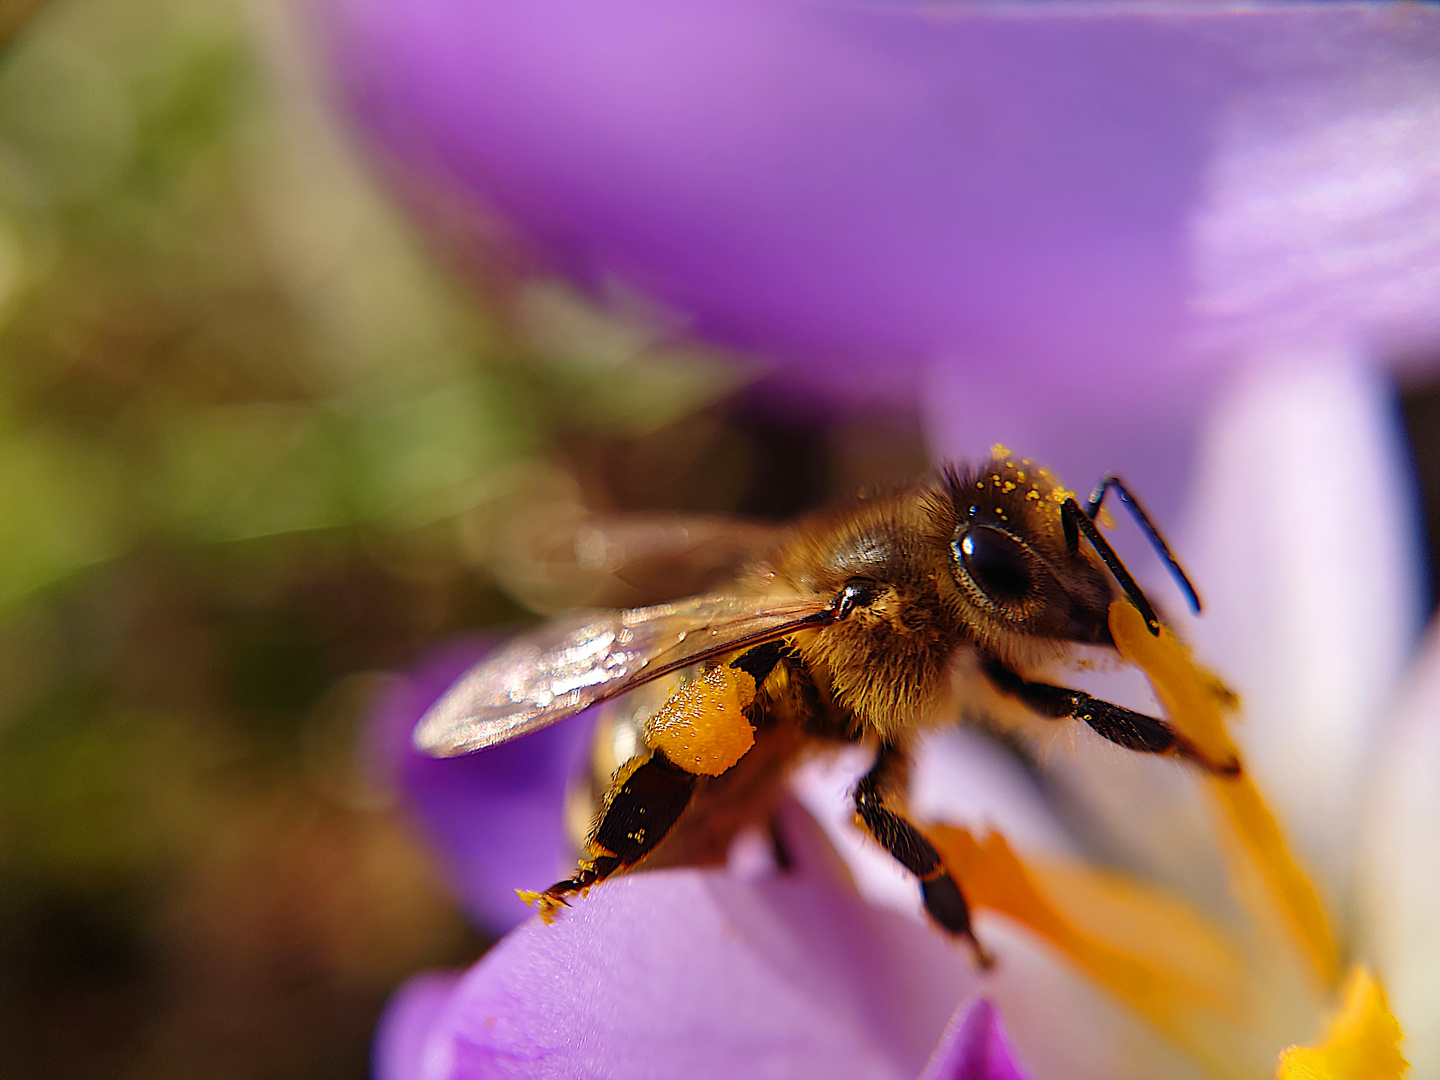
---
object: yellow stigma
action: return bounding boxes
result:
[1110,599,1339,986]
[1276,968,1407,1079]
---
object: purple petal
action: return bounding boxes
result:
[377,803,1196,1080]
[918,999,1033,1080]
[405,805,979,1080]
[794,751,1209,1079]
[367,638,596,932]
[319,0,1218,383]
[374,971,464,1080]
[320,0,1440,497]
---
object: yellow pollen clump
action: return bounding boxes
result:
[646,665,757,776]
[517,889,565,925]
[1026,490,1041,501]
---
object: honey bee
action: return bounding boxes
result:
[415,452,1235,965]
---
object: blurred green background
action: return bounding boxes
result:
[0,2,932,1077]
[1,3,1437,1079]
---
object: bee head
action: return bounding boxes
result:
[935,457,1116,649]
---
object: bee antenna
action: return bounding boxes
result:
[1085,476,1201,615]
[1061,498,1162,635]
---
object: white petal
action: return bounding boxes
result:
[1179,358,1425,905]
[1357,618,1440,1075]
[791,729,1080,924]
[791,744,929,923]
[790,737,1204,1080]
[910,726,1080,858]
[978,922,1207,1080]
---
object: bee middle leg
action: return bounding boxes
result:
[981,657,1240,775]
[853,744,993,967]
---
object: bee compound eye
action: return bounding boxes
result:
[954,527,1035,606]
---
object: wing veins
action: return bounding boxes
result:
[594,607,832,702]
[413,594,835,756]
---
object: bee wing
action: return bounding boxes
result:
[494,510,780,612]
[573,515,780,604]
[413,592,833,757]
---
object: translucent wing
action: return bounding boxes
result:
[493,508,780,613]
[413,592,833,757]
[570,515,779,605]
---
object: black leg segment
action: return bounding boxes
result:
[921,875,977,939]
[592,751,698,863]
[854,781,942,879]
[983,658,1240,775]
[853,746,992,967]
[728,639,787,684]
[542,853,623,900]
[542,751,698,908]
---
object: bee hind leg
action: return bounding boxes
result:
[853,744,993,968]
[528,751,699,920]
[981,657,1240,776]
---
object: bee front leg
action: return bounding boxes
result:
[853,744,993,968]
[981,657,1240,776]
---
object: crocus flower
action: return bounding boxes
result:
[312,1,1440,1075]
[371,360,1428,1079]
